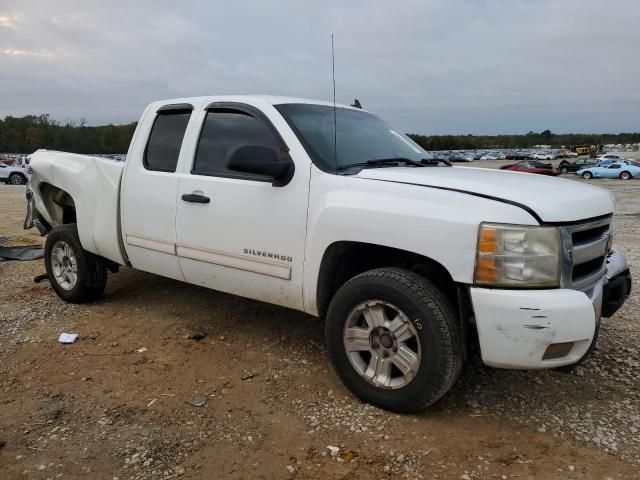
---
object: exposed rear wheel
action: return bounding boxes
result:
[44,224,107,303]
[620,171,632,180]
[9,173,26,185]
[325,268,463,412]
[582,171,592,179]
[560,167,568,174]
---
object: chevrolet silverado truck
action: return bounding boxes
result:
[24,96,632,412]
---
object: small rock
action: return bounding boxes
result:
[186,396,207,408]
[327,445,339,455]
[460,474,471,480]
[286,465,295,474]
[173,466,186,475]
[568,465,575,472]
[189,331,207,341]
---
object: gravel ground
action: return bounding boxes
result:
[0,162,639,479]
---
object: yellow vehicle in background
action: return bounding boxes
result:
[567,145,604,157]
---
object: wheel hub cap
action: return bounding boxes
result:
[51,240,78,291]
[343,300,422,389]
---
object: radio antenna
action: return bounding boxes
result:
[331,34,337,173]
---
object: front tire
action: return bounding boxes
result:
[325,268,463,413]
[560,167,569,174]
[582,171,592,179]
[620,171,632,180]
[44,224,107,303]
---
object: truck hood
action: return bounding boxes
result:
[356,166,614,223]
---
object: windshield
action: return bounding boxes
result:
[275,103,430,172]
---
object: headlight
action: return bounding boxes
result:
[475,223,561,288]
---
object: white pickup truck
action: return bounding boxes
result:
[24,96,631,412]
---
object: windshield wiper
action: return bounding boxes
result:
[337,157,425,171]
[421,158,452,167]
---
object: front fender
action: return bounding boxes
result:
[302,168,539,315]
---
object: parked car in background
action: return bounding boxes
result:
[558,150,579,158]
[597,153,626,162]
[533,152,555,160]
[558,157,598,174]
[577,162,640,180]
[0,162,30,184]
[449,153,473,162]
[17,156,33,174]
[500,160,559,176]
[479,153,498,160]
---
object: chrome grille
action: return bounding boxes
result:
[559,217,611,291]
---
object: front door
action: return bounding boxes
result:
[175,102,309,310]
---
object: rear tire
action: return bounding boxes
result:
[44,224,107,303]
[582,171,592,179]
[620,171,632,180]
[9,173,26,185]
[560,167,569,174]
[325,268,463,413]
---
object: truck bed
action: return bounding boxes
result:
[28,150,127,265]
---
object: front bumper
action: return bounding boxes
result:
[471,250,630,369]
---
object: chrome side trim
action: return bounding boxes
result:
[177,244,292,280]
[126,234,176,255]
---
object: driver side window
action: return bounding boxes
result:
[192,108,282,180]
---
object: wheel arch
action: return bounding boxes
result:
[315,241,472,329]
[38,182,78,226]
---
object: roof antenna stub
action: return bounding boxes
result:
[351,98,362,109]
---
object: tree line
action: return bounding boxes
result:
[1,114,639,154]
[407,129,640,151]
[0,114,137,154]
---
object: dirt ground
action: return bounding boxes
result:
[1,163,639,479]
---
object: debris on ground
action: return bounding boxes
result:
[186,395,207,408]
[0,244,43,261]
[187,330,207,341]
[58,332,78,344]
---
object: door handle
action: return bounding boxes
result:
[181,193,210,204]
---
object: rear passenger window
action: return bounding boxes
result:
[144,110,191,172]
[192,108,281,178]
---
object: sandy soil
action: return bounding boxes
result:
[0,167,638,479]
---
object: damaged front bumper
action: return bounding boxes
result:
[602,250,632,318]
[470,250,631,369]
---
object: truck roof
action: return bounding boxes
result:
[150,95,361,111]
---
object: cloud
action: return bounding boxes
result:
[0,0,638,133]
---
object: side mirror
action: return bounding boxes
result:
[226,144,294,187]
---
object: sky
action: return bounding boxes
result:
[0,0,639,135]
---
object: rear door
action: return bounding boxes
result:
[175,101,310,310]
[120,103,197,280]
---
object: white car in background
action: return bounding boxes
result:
[597,153,626,162]
[533,152,555,160]
[0,162,30,185]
